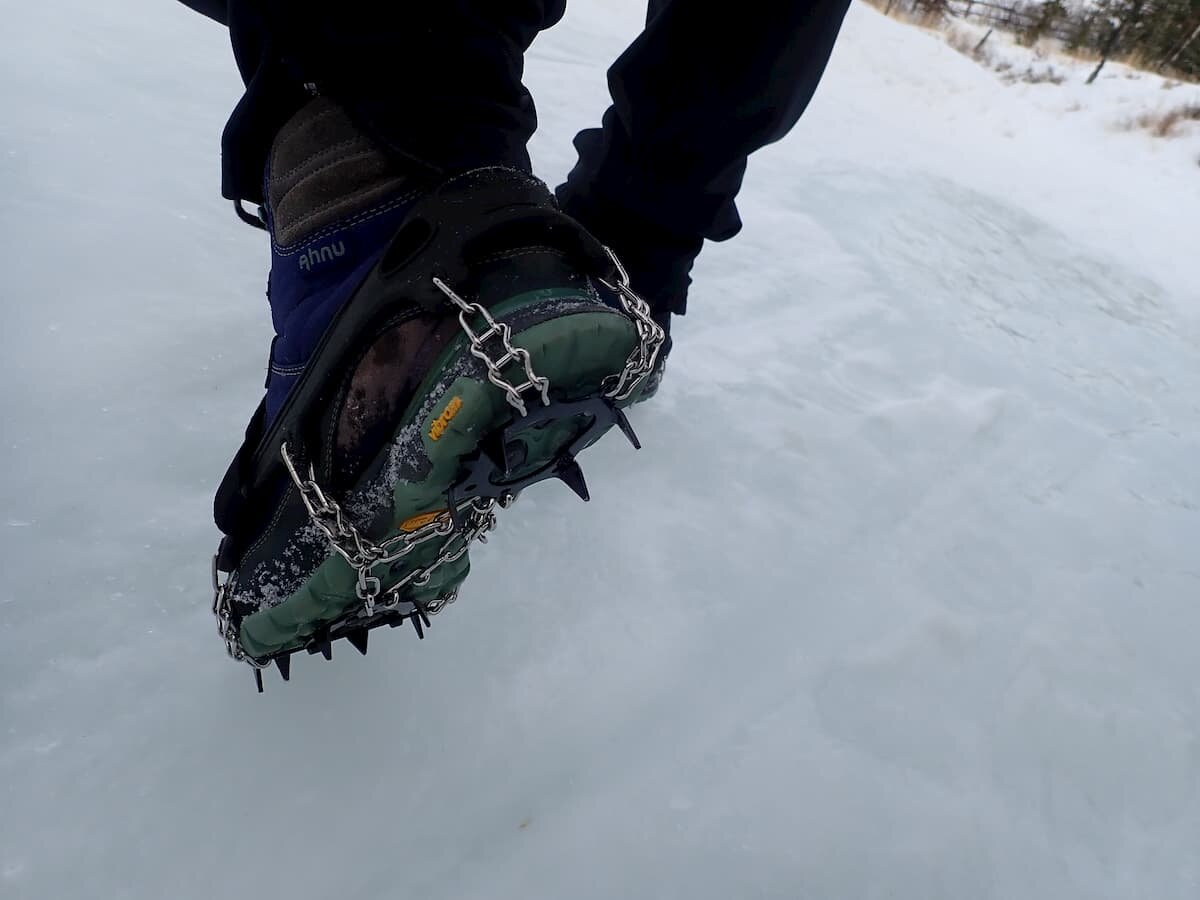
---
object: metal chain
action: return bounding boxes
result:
[432,277,550,418]
[213,458,496,666]
[597,247,667,402]
[212,557,265,668]
[213,258,660,667]
[279,442,498,617]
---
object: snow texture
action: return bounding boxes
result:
[2,2,1199,898]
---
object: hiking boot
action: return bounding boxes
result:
[210,100,664,685]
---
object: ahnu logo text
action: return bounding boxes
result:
[298,240,347,272]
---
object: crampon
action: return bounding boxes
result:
[210,167,665,691]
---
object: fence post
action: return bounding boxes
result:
[1159,20,1200,72]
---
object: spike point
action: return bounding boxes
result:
[319,641,333,661]
[483,433,513,475]
[446,487,465,531]
[275,655,291,681]
[254,669,264,693]
[612,407,642,450]
[347,629,369,656]
[306,627,331,655]
[557,457,590,502]
[410,614,425,640]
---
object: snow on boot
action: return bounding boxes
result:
[210,99,665,687]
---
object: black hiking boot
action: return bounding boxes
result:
[210,99,665,687]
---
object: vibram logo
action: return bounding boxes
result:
[399,509,448,533]
[429,396,464,441]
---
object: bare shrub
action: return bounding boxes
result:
[1023,65,1066,84]
[1122,104,1200,137]
[1152,103,1200,136]
[1001,64,1067,84]
[943,21,1064,84]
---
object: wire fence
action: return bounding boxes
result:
[946,0,1075,41]
[905,0,1079,42]
[891,0,1200,78]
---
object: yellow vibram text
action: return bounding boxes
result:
[399,510,448,532]
[429,396,464,441]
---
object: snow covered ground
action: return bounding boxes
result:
[3,1,1199,897]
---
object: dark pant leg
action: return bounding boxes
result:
[183,1,567,204]
[177,0,225,24]
[557,0,852,316]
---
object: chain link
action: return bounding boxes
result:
[597,247,667,402]
[212,556,265,668]
[432,277,550,417]
[212,444,497,666]
[278,443,497,613]
[212,258,660,668]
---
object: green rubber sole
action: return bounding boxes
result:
[238,292,638,659]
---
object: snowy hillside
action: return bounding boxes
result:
[2,2,1199,898]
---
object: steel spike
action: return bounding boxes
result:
[347,629,369,656]
[410,614,425,640]
[446,487,465,531]
[319,641,333,661]
[254,669,264,693]
[275,655,291,681]
[612,407,642,450]
[556,456,590,502]
[484,432,513,475]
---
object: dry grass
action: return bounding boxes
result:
[862,0,946,29]
[946,23,990,61]
[1040,42,1197,85]
[1002,65,1067,85]
[1060,44,1103,64]
[1148,104,1200,137]
[1120,103,1200,137]
[867,0,1199,85]
[944,24,1067,83]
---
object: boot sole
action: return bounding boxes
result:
[237,289,638,661]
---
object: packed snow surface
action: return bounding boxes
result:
[2,2,1199,898]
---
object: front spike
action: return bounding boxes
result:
[347,629,369,656]
[275,655,291,681]
[410,614,426,640]
[446,487,465,531]
[483,433,514,475]
[557,457,590,502]
[254,669,264,693]
[612,407,642,450]
[319,641,333,661]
